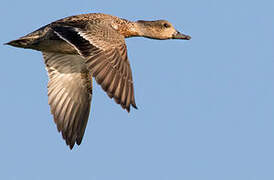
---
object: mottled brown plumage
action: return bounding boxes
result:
[6,13,191,149]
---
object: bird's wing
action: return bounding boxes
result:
[51,23,137,112]
[43,52,92,149]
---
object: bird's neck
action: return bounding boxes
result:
[125,20,159,39]
[113,19,142,38]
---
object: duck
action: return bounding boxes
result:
[6,13,191,149]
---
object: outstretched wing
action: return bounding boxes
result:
[43,52,92,149]
[52,23,137,112]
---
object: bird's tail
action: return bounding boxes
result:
[5,26,47,49]
[4,38,34,48]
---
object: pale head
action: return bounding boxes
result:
[136,20,191,40]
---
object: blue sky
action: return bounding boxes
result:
[1,0,274,179]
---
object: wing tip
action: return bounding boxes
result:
[126,106,130,113]
[132,102,138,109]
[69,143,75,150]
[126,102,138,113]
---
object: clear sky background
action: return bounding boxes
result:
[1,0,274,179]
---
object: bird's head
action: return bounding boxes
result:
[136,20,191,40]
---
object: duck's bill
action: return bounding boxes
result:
[172,31,191,40]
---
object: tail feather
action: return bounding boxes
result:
[5,25,49,49]
[5,38,33,48]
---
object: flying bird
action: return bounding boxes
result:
[6,13,191,149]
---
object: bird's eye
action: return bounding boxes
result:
[163,23,170,28]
